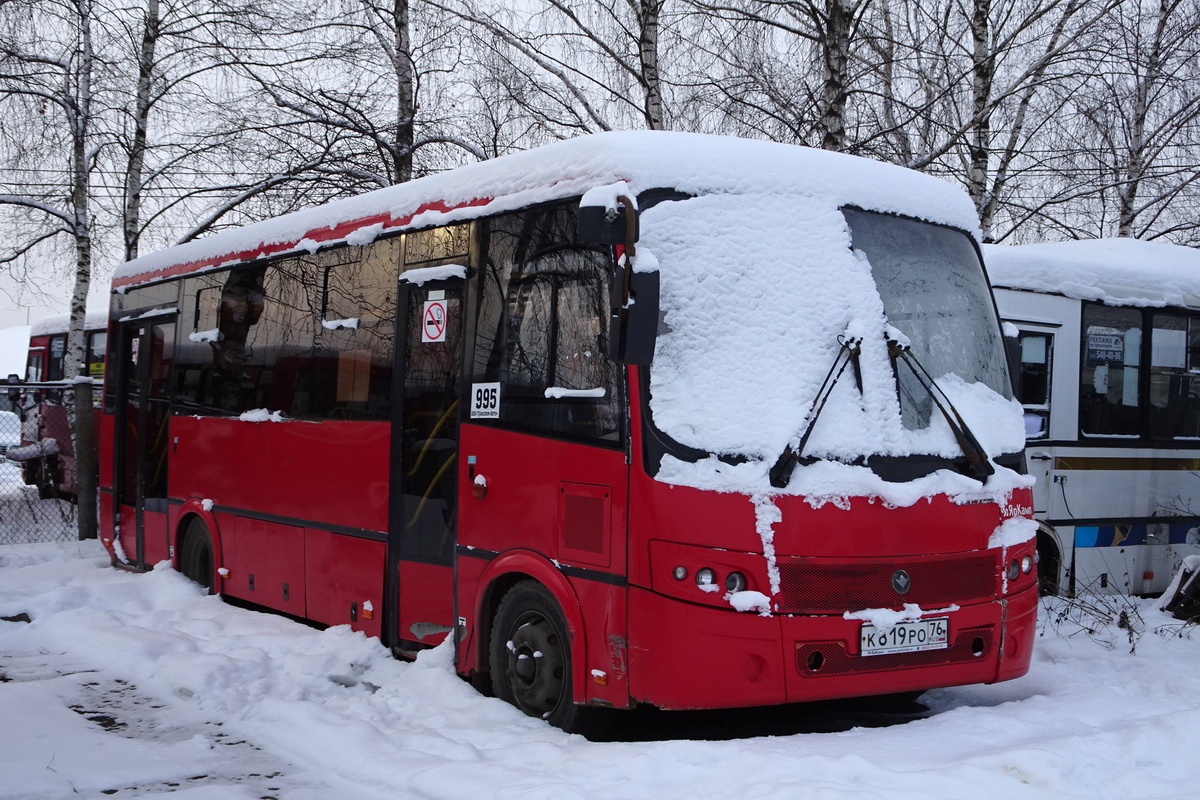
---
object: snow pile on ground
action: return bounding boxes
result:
[2,541,1199,799]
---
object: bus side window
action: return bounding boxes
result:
[1150,312,1200,439]
[1081,305,1142,437]
[47,335,67,381]
[476,205,623,445]
[502,250,621,442]
[1017,332,1052,439]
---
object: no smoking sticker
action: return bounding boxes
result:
[422,299,447,343]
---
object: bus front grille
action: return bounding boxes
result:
[776,553,999,614]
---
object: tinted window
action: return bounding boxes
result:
[1150,312,1200,439]
[474,206,622,444]
[174,243,397,420]
[1081,305,1142,437]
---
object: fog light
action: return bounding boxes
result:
[1008,559,1020,582]
[695,568,716,588]
[1021,555,1033,574]
[725,571,746,593]
[672,566,688,581]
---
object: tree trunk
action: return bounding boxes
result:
[124,0,159,262]
[394,0,414,183]
[819,0,852,152]
[969,0,994,237]
[1118,0,1172,237]
[639,0,664,130]
[67,0,94,382]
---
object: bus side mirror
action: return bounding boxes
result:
[579,194,656,365]
[6,374,20,408]
[1003,332,1022,398]
[578,203,639,246]
[609,269,659,366]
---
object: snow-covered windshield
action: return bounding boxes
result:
[644,192,1024,475]
[844,208,1012,431]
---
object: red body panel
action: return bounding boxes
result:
[168,417,390,532]
[455,422,632,707]
[305,529,385,639]
[99,371,1037,715]
[398,561,454,646]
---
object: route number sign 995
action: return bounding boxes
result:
[860,617,949,657]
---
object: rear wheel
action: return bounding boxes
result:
[489,580,610,737]
[178,518,215,593]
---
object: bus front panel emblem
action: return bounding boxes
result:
[892,569,911,595]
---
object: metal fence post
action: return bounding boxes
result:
[74,371,98,540]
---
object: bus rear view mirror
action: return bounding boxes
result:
[609,268,659,365]
[577,203,639,246]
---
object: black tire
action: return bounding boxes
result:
[178,518,215,593]
[489,580,611,737]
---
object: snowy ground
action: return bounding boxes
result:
[1,541,1198,800]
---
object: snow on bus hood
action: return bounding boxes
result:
[643,192,1028,503]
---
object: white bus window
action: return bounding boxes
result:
[1081,305,1142,436]
[1150,313,1200,439]
[1018,332,1051,439]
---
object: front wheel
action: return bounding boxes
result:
[178,517,215,593]
[489,580,610,737]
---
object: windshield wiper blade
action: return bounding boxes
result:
[888,338,995,481]
[769,335,862,489]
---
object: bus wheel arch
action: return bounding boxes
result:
[487,578,609,736]
[472,555,587,703]
[175,503,224,594]
[1036,522,1063,596]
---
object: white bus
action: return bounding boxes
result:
[988,238,1200,596]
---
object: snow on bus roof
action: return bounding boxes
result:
[986,238,1200,308]
[30,311,111,337]
[113,130,980,290]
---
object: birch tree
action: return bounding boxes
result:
[1077,0,1200,239]
[0,0,105,377]
[437,0,678,140]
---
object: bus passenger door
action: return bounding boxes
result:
[113,319,175,568]
[388,278,463,652]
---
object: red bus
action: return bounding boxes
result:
[99,132,1037,733]
[14,312,107,498]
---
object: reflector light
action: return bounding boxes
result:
[672,566,688,581]
[725,571,746,593]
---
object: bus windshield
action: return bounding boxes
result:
[643,194,1019,470]
[844,208,1013,430]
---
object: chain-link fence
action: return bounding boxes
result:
[0,383,92,545]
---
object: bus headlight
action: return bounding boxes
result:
[725,571,746,593]
[1009,559,1021,582]
[696,568,716,588]
[1021,555,1033,574]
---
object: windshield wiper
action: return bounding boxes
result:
[888,337,995,481]
[769,335,862,489]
